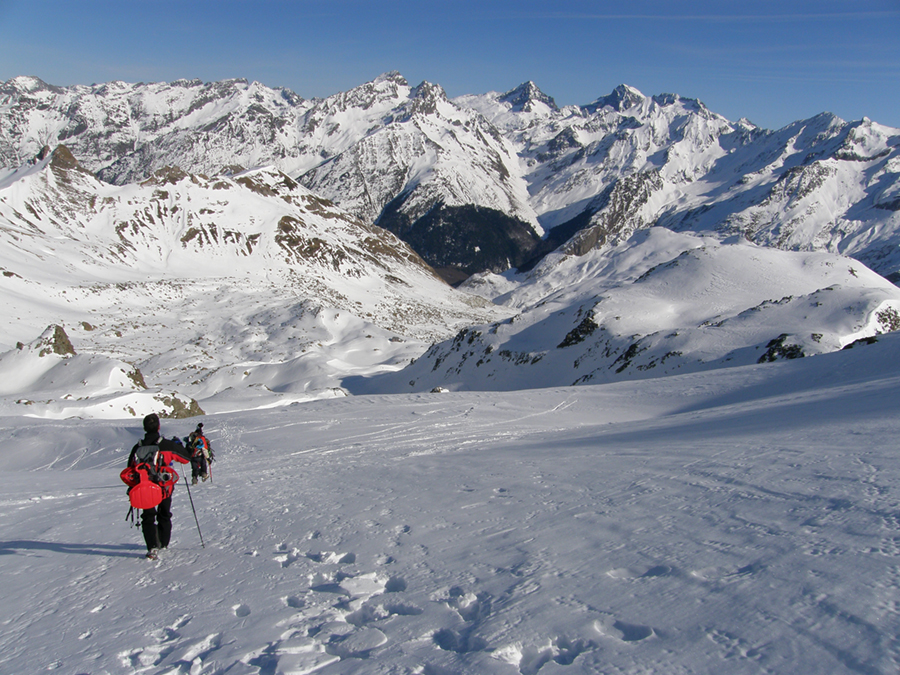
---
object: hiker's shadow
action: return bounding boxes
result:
[0,540,142,558]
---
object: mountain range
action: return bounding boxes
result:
[2,74,898,675]
[3,73,899,282]
[1,73,899,418]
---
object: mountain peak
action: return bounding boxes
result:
[500,81,558,112]
[405,81,451,116]
[46,145,81,171]
[141,165,191,186]
[584,84,646,113]
[651,92,707,114]
[411,80,448,101]
[33,145,93,179]
[2,75,62,95]
[171,78,206,89]
[375,71,409,87]
[330,72,410,111]
[16,325,77,358]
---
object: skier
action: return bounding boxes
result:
[126,413,191,559]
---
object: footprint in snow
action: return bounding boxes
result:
[283,595,305,609]
[433,627,488,654]
[444,586,491,623]
[642,564,674,577]
[233,603,251,618]
[707,628,763,660]
[594,616,654,642]
[180,633,223,665]
[171,614,192,630]
[606,564,675,580]
[150,626,180,643]
[306,550,356,564]
[431,587,492,654]
[496,636,596,675]
[326,627,388,658]
[244,638,338,674]
[117,641,177,669]
[274,547,301,568]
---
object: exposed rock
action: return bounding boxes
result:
[37,325,76,357]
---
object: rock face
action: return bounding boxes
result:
[2,74,900,281]
[37,325,76,357]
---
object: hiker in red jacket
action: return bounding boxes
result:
[126,413,190,559]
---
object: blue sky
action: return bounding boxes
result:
[0,0,898,130]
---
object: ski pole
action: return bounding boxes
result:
[183,473,205,548]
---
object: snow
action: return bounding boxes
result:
[2,333,900,674]
[383,228,900,396]
[0,151,510,416]
[4,73,900,280]
[2,75,900,673]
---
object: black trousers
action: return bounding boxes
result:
[141,496,172,551]
[191,454,207,478]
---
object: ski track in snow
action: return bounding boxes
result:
[2,355,900,673]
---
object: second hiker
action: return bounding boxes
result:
[186,422,214,484]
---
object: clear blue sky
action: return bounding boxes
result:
[1,0,898,130]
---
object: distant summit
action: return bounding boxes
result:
[583,84,645,113]
[499,81,558,112]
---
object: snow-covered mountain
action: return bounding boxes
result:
[353,227,900,394]
[462,83,900,279]
[0,76,312,180]
[2,74,900,418]
[0,145,506,417]
[4,74,898,281]
[0,74,542,280]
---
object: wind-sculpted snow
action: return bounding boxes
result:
[1,339,900,672]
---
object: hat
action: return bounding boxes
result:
[143,413,160,433]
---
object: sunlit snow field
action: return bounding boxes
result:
[2,334,900,674]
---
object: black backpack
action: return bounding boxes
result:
[132,442,163,482]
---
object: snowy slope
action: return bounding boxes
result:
[0,146,506,417]
[1,334,899,673]
[361,228,900,394]
[3,143,900,419]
